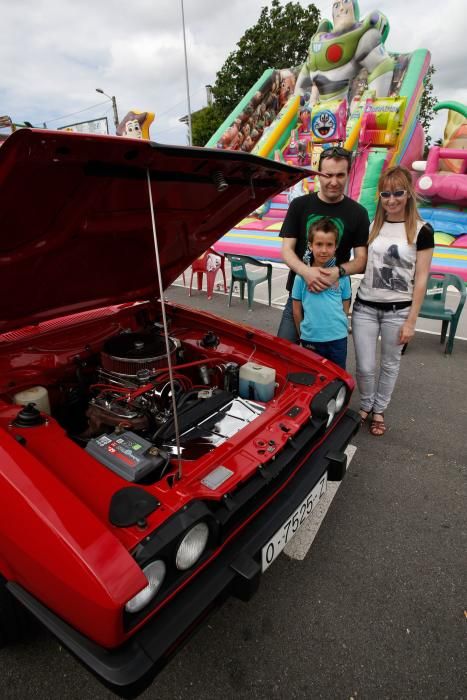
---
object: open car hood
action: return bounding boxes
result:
[0,129,308,332]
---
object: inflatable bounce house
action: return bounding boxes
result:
[414,102,467,279]
[207,0,467,281]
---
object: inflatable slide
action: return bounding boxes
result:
[208,1,460,278]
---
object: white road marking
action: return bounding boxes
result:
[272,294,290,305]
[284,444,357,561]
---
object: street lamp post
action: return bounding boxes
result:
[95,88,119,130]
[180,0,193,146]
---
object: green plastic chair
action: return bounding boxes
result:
[226,254,272,310]
[419,273,466,354]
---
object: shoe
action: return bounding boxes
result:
[359,409,370,426]
[369,413,386,437]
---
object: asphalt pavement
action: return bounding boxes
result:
[1,268,465,700]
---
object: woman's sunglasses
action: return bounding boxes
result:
[379,189,407,199]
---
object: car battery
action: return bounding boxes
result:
[86,430,166,482]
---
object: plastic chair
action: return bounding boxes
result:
[226,254,272,310]
[418,272,466,354]
[189,248,226,300]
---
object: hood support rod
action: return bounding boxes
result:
[146,168,183,482]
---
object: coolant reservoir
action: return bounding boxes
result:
[239,362,276,402]
[13,386,51,414]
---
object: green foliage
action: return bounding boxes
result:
[419,64,438,152]
[212,0,320,121]
[191,104,224,147]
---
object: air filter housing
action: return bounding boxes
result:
[101,332,176,378]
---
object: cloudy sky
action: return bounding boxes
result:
[1,0,465,144]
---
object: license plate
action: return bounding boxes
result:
[261,472,327,571]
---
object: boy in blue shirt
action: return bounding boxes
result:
[292,217,351,369]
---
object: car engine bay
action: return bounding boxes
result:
[2,310,282,485]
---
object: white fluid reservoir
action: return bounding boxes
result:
[239,362,276,402]
[13,386,51,414]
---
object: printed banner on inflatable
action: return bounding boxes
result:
[59,118,109,135]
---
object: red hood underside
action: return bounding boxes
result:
[0,129,307,332]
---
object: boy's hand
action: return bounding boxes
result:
[303,266,338,292]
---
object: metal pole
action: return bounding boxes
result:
[180,0,193,146]
[145,170,183,481]
[96,89,119,130]
[111,96,119,129]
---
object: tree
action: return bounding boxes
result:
[191,105,224,147]
[419,64,438,153]
[211,1,320,121]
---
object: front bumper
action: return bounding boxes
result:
[9,408,359,693]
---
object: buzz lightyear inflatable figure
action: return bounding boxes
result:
[295,0,394,106]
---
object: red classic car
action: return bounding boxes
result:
[0,129,359,694]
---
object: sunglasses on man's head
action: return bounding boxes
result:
[319,146,352,164]
[379,189,407,199]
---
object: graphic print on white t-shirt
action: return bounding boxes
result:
[371,243,413,293]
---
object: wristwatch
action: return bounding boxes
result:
[338,265,346,278]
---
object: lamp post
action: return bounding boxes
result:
[95,88,119,130]
[180,0,193,146]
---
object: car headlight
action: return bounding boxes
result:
[175,522,210,571]
[125,560,166,613]
[326,398,337,427]
[335,386,346,412]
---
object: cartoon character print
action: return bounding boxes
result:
[311,110,337,139]
[116,111,155,140]
[123,119,142,139]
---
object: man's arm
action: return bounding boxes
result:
[341,245,368,275]
[323,245,368,285]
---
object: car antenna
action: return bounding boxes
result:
[145,168,183,482]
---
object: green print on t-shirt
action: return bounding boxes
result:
[305,214,345,245]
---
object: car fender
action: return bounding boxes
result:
[0,427,146,647]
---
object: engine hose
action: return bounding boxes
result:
[175,388,202,411]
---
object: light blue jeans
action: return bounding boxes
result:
[352,300,410,414]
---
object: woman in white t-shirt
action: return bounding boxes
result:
[352,166,434,436]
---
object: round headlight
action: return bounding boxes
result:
[175,522,210,571]
[125,560,166,613]
[335,386,346,412]
[326,398,337,427]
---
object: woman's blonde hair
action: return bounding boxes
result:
[369,165,422,245]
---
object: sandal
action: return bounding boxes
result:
[369,413,386,437]
[359,409,370,426]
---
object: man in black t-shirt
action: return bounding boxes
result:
[278,147,370,343]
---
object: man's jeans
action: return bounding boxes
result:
[277,295,299,344]
[352,300,410,414]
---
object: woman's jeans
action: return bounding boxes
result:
[352,300,410,414]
